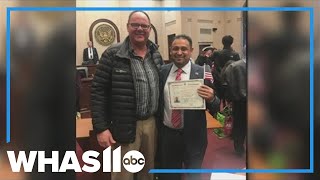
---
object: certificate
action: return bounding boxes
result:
[168,79,206,110]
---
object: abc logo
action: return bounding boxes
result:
[122,150,145,173]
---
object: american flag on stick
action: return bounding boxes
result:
[204,63,214,83]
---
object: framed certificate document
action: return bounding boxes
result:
[168,79,206,110]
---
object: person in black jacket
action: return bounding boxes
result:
[223,55,247,156]
[91,11,163,180]
[214,35,240,99]
[82,41,99,65]
[195,46,216,68]
[216,35,240,69]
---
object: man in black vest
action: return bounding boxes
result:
[91,11,163,180]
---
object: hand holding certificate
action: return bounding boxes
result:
[168,79,206,109]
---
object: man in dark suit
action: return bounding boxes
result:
[82,41,99,65]
[157,34,220,180]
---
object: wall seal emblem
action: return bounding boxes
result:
[94,24,115,46]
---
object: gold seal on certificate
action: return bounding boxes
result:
[168,79,206,110]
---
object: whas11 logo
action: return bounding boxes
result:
[112,146,145,173]
[7,146,145,173]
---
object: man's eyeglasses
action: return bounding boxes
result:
[128,23,150,30]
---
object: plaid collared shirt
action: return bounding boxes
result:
[130,49,159,120]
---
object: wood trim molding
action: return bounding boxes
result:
[151,24,158,45]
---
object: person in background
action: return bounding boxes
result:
[223,45,247,156]
[158,34,220,180]
[75,70,81,119]
[216,35,240,69]
[91,11,163,180]
[82,41,99,65]
[214,35,240,99]
[195,46,217,68]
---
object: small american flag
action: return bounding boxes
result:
[204,64,214,83]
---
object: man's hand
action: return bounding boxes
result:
[197,85,215,102]
[97,129,116,148]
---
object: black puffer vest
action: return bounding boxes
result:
[91,37,163,143]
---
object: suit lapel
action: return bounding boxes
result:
[190,63,202,80]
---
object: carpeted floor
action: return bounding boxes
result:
[76,114,246,180]
[201,129,246,180]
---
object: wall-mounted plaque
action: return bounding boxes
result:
[94,24,116,46]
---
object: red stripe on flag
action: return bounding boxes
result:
[205,72,213,80]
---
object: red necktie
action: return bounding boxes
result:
[171,68,183,128]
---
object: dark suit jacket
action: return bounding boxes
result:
[83,47,99,64]
[158,63,220,155]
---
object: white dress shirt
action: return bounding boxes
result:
[163,61,191,129]
[88,47,93,59]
